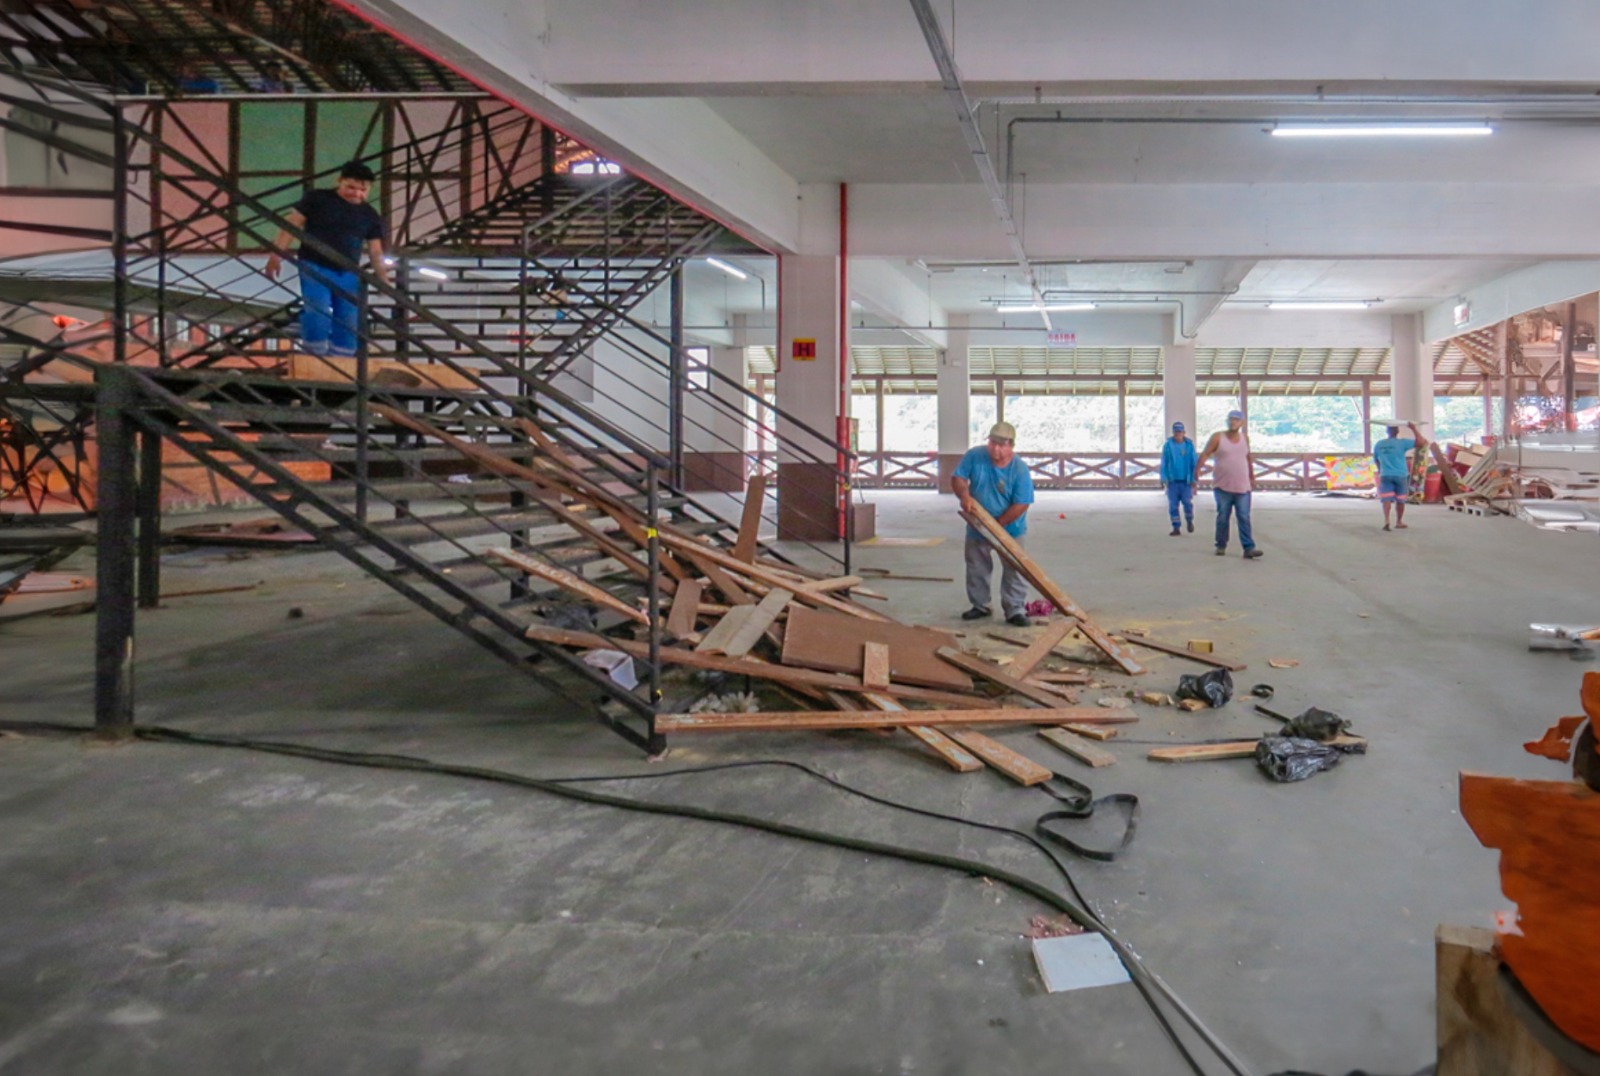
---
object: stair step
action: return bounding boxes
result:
[354,507,558,545]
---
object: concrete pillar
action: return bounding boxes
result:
[936,312,971,492]
[776,252,842,540]
[1163,342,1196,438]
[1390,313,1434,435]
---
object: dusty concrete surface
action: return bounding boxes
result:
[2,490,1596,1075]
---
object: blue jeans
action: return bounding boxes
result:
[1165,481,1194,528]
[1214,489,1255,551]
[298,262,362,357]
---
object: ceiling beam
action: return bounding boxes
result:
[1421,259,1600,341]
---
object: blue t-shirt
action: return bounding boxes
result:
[1372,437,1416,478]
[954,445,1035,538]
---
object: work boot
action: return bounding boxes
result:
[1215,547,1226,556]
[1243,548,1264,560]
[961,607,991,621]
[1186,518,1194,533]
[1169,527,1181,537]
[1006,613,1029,627]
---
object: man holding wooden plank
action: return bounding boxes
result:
[951,422,1035,626]
[1372,420,1427,531]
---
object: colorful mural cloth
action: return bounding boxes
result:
[1324,456,1377,491]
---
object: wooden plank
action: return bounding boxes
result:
[961,502,1145,675]
[1430,442,1466,497]
[1032,670,1094,684]
[526,626,995,708]
[1062,722,1119,741]
[695,605,760,655]
[1435,924,1574,1076]
[663,578,703,641]
[718,587,792,658]
[1149,735,1365,763]
[1115,632,1248,672]
[861,641,892,692]
[1006,620,1076,678]
[797,575,863,594]
[935,646,1076,710]
[681,549,755,606]
[655,708,1122,733]
[902,725,985,772]
[858,692,983,773]
[1460,772,1600,1053]
[1027,680,1080,704]
[731,473,768,563]
[485,547,646,624]
[783,606,971,690]
[940,729,1054,786]
[659,531,892,622]
[1038,727,1118,768]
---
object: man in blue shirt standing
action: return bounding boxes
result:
[1372,420,1427,531]
[952,422,1036,626]
[1159,421,1197,537]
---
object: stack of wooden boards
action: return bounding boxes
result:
[1442,444,1517,515]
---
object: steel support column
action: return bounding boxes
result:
[668,265,686,487]
[94,366,138,733]
[136,426,162,608]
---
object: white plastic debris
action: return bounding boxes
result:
[580,648,638,689]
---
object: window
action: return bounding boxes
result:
[569,160,621,175]
[1245,395,1367,452]
[686,346,710,392]
[1433,397,1489,444]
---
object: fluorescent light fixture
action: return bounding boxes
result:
[1271,123,1493,139]
[705,257,748,280]
[994,302,1096,313]
[1266,301,1372,311]
[415,266,448,280]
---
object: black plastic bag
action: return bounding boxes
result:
[1281,706,1349,741]
[1176,668,1234,708]
[1255,736,1345,782]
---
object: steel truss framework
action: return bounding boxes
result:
[0,58,847,749]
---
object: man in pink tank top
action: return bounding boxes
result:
[1196,410,1263,560]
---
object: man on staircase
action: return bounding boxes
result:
[265,161,391,359]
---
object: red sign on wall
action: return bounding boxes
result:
[792,338,817,361]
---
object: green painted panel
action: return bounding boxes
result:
[235,174,305,250]
[314,102,381,176]
[238,102,306,175]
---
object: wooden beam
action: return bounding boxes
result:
[486,548,645,624]
[731,473,768,563]
[715,587,792,658]
[859,693,983,773]
[1149,736,1364,762]
[1115,632,1247,672]
[664,578,703,641]
[654,708,1124,733]
[861,641,891,692]
[1038,727,1117,768]
[1431,441,1465,496]
[1006,620,1075,678]
[935,646,1077,710]
[681,549,754,606]
[1062,722,1118,741]
[940,729,1053,786]
[659,530,892,622]
[527,626,995,708]
[961,502,1145,674]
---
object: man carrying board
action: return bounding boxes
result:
[951,422,1035,626]
[1373,420,1428,531]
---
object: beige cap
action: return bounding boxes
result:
[988,421,1017,442]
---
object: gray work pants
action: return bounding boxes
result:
[964,535,1029,617]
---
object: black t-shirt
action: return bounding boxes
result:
[293,188,386,270]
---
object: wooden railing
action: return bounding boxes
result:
[849,451,1365,492]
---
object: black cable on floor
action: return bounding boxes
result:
[0,719,1251,1076]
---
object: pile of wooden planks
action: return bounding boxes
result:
[376,407,1165,783]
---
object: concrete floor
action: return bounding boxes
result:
[3,490,1597,1075]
